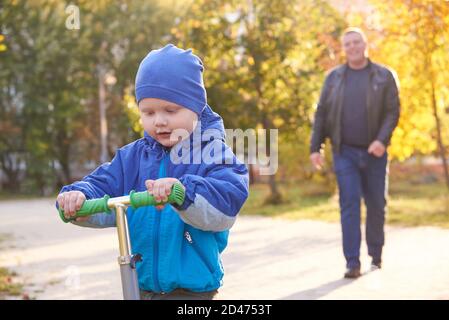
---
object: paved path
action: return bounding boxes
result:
[1,198,449,299]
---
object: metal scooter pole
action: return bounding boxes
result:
[115,203,140,300]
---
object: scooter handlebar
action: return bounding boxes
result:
[58,183,185,223]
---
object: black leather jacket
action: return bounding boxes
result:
[310,59,400,154]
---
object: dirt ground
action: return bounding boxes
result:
[1,198,448,300]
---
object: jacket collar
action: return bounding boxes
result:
[338,57,371,72]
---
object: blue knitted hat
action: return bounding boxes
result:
[135,44,207,114]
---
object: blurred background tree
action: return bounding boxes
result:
[369,0,449,189]
[0,0,448,199]
[0,0,176,194]
[344,0,449,190]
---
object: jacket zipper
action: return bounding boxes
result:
[152,149,169,293]
[153,204,162,292]
[184,229,215,274]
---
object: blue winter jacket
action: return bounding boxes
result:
[58,105,249,293]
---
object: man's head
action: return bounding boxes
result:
[135,44,205,147]
[341,27,368,66]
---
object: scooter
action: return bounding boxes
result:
[57,184,185,300]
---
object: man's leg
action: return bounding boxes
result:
[362,152,388,266]
[333,147,362,270]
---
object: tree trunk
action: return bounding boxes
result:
[245,26,282,203]
[263,117,282,204]
[248,164,255,185]
[98,63,109,163]
[267,173,281,199]
[430,80,449,190]
[55,125,72,185]
[0,153,21,193]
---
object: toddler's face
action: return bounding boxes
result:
[138,98,198,147]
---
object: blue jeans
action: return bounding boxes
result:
[333,144,388,269]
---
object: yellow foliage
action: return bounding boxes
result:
[273,117,284,128]
[369,0,449,161]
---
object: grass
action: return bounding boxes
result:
[0,233,12,243]
[0,267,23,299]
[241,180,449,228]
[387,180,449,228]
[0,234,23,299]
[242,183,340,222]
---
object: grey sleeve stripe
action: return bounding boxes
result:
[174,194,236,232]
[70,212,116,229]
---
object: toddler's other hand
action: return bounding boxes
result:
[145,178,185,207]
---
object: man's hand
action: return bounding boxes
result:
[145,178,185,209]
[368,140,386,158]
[310,152,325,170]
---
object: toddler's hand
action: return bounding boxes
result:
[57,191,89,221]
[145,178,185,207]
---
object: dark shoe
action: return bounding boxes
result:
[371,259,382,269]
[344,267,361,279]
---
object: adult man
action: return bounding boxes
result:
[310,28,400,278]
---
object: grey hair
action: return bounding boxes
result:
[341,27,367,43]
